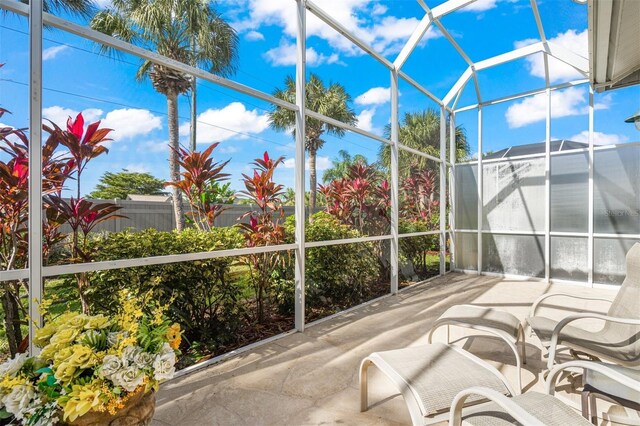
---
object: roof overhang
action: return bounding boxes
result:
[589,0,640,92]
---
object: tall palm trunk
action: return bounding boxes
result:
[308,148,317,220]
[167,90,185,231]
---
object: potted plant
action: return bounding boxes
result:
[0,291,181,425]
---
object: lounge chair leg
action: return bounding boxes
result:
[359,359,372,412]
[446,325,450,344]
[589,393,598,425]
[546,343,557,371]
[519,325,527,365]
[581,391,590,420]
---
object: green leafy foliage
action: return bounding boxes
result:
[398,219,440,281]
[88,170,166,199]
[278,213,382,317]
[85,227,244,348]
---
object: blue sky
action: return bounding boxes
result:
[1,0,638,196]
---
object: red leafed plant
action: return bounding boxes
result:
[319,160,390,235]
[0,107,120,353]
[42,113,123,314]
[400,164,439,225]
[238,152,286,323]
[165,143,232,231]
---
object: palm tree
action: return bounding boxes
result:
[322,149,371,183]
[380,109,469,177]
[90,0,238,230]
[269,73,357,217]
[20,0,93,17]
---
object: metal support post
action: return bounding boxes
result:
[294,0,306,331]
[28,0,44,355]
[390,70,400,294]
[477,107,483,275]
[439,107,446,275]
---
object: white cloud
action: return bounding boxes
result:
[569,130,629,145]
[515,29,587,82]
[42,106,104,126]
[356,108,376,133]
[460,0,520,12]
[123,163,150,173]
[101,108,162,140]
[138,140,168,153]
[263,40,340,67]
[355,87,390,106]
[245,30,265,41]
[219,145,240,154]
[283,155,331,170]
[42,106,161,141]
[506,87,597,128]
[235,1,438,58]
[180,102,270,144]
[42,45,69,61]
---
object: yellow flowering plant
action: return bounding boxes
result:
[0,291,181,425]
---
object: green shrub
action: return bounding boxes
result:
[279,213,381,315]
[398,219,439,280]
[85,227,245,350]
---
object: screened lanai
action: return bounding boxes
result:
[0,0,639,423]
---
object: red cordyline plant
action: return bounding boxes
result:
[43,113,124,314]
[0,105,118,353]
[238,152,286,323]
[319,160,390,235]
[165,143,232,231]
[400,164,439,226]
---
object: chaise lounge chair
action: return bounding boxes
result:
[448,360,640,425]
[527,242,640,371]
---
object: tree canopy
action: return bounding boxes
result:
[88,170,166,199]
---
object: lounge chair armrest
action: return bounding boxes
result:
[550,313,640,348]
[449,387,544,426]
[529,293,613,318]
[545,360,640,396]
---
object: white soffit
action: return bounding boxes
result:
[589,0,640,91]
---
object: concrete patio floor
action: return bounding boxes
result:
[152,273,633,425]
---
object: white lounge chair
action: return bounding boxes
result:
[449,360,640,425]
[359,342,516,425]
[428,304,527,392]
[527,242,640,371]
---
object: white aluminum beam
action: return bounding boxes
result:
[449,112,456,270]
[439,107,447,275]
[398,70,443,105]
[390,70,400,294]
[443,67,473,106]
[477,107,483,275]
[544,41,589,76]
[0,0,298,112]
[398,143,442,163]
[474,42,544,71]
[398,230,440,238]
[431,0,482,16]
[395,13,432,70]
[305,0,393,70]
[544,88,551,282]
[588,87,595,287]
[454,79,589,112]
[42,244,298,277]
[530,0,547,43]
[305,109,391,145]
[294,0,306,332]
[304,235,392,248]
[28,0,44,355]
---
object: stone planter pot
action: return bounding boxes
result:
[67,391,155,426]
